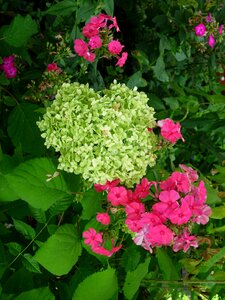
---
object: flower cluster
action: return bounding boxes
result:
[193,13,224,49]
[74,13,128,67]
[0,55,17,78]
[47,62,61,73]
[83,165,211,256]
[37,81,157,187]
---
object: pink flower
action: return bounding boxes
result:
[159,190,180,203]
[152,201,179,219]
[146,224,174,246]
[171,172,190,193]
[108,40,124,55]
[107,186,128,206]
[47,62,61,72]
[94,179,120,192]
[125,218,142,232]
[82,23,99,38]
[195,23,206,36]
[219,25,224,35]
[133,178,151,199]
[157,118,184,144]
[181,195,202,216]
[125,202,145,219]
[116,52,128,67]
[1,55,17,78]
[206,13,213,23]
[83,228,103,247]
[88,35,102,49]
[74,39,89,56]
[160,177,176,191]
[208,35,215,48]
[3,55,15,64]
[169,202,192,225]
[96,212,111,225]
[138,212,162,227]
[192,205,211,225]
[173,228,198,252]
[108,16,120,32]
[83,51,96,63]
[179,164,199,182]
[4,66,17,78]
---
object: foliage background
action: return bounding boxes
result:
[0,0,225,299]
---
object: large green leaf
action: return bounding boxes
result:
[156,248,180,280]
[34,224,81,276]
[81,189,103,220]
[44,0,76,16]
[123,257,150,300]
[13,218,36,240]
[6,158,72,210]
[4,15,38,47]
[72,268,118,300]
[8,103,45,156]
[14,287,54,300]
[152,55,169,82]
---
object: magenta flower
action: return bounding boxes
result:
[74,39,89,56]
[83,51,96,62]
[47,62,61,72]
[0,55,17,79]
[157,118,184,144]
[83,228,103,247]
[169,202,192,225]
[96,212,111,225]
[195,23,206,36]
[107,186,128,206]
[125,202,145,220]
[88,35,102,49]
[133,178,151,199]
[219,25,224,35]
[146,224,174,247]
[206,13,213,23]
[94,179,120,193]
[173,228,198,252]
[116,51,128,67]
[179,164,199,182]
[171,172,190,193]
[208,35,215,48]
[108,40,124,55]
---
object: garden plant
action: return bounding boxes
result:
[0,0,225,299]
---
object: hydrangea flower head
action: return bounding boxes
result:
[37,81,157,187]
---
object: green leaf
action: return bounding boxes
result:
[0,174,18,201]
[34,224,81,276]
[49,195,74,217]
[121,244,141,272]
[4,15,38,47]
[14,287,54,300]
[156,248,180,280]
[29,207,46,224]
[44,0,76,16]
[13,218,36,240]
[127,71,147,89]
[6,242,22,256]
[103,0,114,16]
[77,0,95,23]
[152,55,169,82]
[7,103,45,156]
[211,206,225,219]
[81,189,103,220]
[22,253,41,274]
[72,268,118,300]
[123,257,150,300]
[174,50,186,62]
[6,158,71,211]
[198,247,225,274]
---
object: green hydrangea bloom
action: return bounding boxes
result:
[37,81,157,187]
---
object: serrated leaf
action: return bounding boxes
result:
[123,257,150,300]
[127,71,147,89]
[103,0,114,15]
[4,15,38,47]
[13,218,36,240]
[49,195,73,217]
[34,224,81,276]
[198,247,225,274]
[14,287,54,300]
[6,242,22,256]
[6,158,71,211]
[152,55,169,82]
[156,248,180,280]
[72,268,118,300]
[44,0,76,16]
[29,206,46,223]
[211,205,225,219]
[81,189,103,220]
[22,253,41,274]
[7,103,45,156]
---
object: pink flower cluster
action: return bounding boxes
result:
[0,55,17,78]
[74,14,128,67]
[83,165,211,257]
[47,62,61,73]
[194,13,224,49]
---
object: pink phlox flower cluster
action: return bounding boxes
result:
[47,62,61,73]
[83,165,211,256]
[157,118,184,144]
[74,13,128,67]
[83,228,121,257]
[0,55,17,78]
[94,179,120,193]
